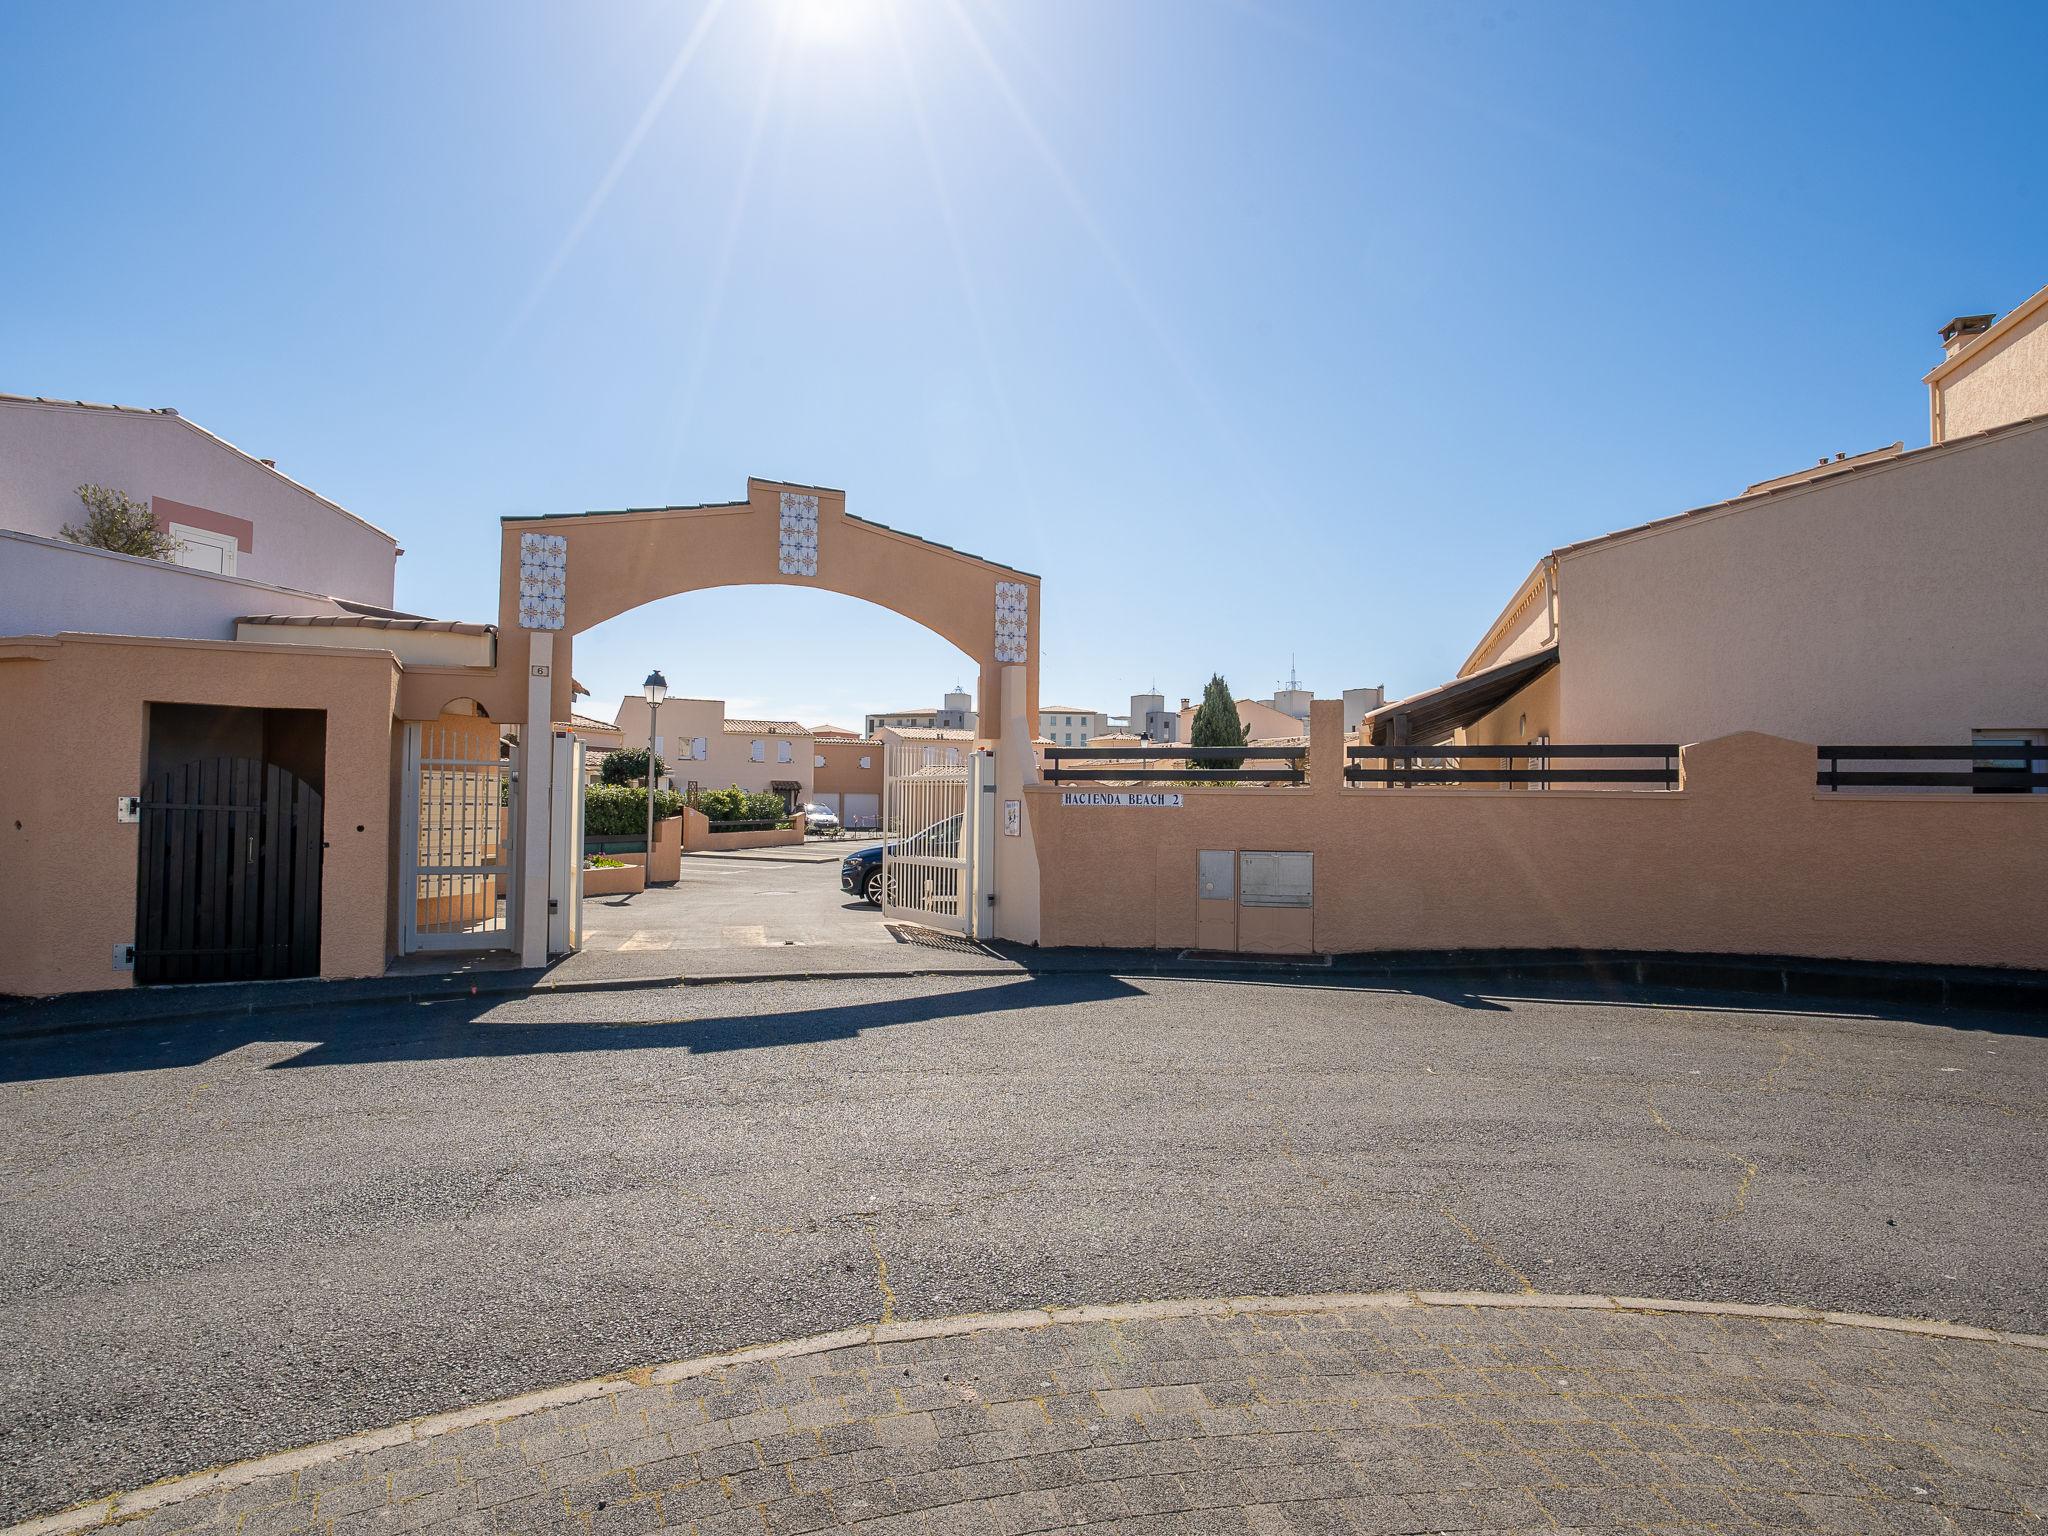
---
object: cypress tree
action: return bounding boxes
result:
[1189,673,1248,772]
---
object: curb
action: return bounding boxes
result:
[9,1289,2045,1536]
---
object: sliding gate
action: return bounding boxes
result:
[400,718,516,952]
[880,741,992,937]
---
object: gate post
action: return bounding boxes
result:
[991,663,1041,944]
[518,632,555,968]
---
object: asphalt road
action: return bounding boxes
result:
[2,974,2043,1521]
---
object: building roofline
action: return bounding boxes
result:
[1458,559,1553,679]
[0,393,399,545]
[1553,408,2048,561]
[1922,279,2048,385]
[237,613,494,635]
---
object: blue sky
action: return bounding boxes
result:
[4,0,2045,728]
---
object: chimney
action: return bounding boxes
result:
[259,457,277,468]
[1939,313,1994,361]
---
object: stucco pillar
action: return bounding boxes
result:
[992,663,1041,944]
[519,631,554,967]
[1308,699,1344,799]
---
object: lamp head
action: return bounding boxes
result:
[642,669,668,706]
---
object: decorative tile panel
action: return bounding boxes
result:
[778,492,819,577]
[995,579,1030,664]
[517,532,568,630]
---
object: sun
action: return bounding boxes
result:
[782,0,887,47]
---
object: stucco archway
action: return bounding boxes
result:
[487,477,1038,739]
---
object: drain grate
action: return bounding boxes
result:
[885,922,990,955]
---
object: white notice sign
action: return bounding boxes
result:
[1059,791,1184,808]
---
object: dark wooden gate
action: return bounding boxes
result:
[134,757,323,985]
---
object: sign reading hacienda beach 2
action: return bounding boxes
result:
[1059,791,1184,808]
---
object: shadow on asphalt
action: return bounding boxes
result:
[0,974,1150,1083]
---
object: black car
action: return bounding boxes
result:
[841,815,961,904]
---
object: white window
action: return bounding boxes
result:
[859,755,871,769]
[750,740,765,762]
[692,737,707,760]
[814,754,825,768]
[777,740,793,763]
[945,747,960,767]
[168,523,238,575]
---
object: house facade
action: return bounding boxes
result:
[809,725,883,829]
[611,695,815,808]
[1367,288,2048,760]
[0,394,399,624]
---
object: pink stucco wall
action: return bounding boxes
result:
[0,397,397,606]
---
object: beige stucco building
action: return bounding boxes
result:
[809,725,883,829]
[612,695,815,808]
[1368,287,2048,759]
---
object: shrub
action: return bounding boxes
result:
[584,783,682,837]
[62,484,179,560]
[599,747,665,786]
[691,785,791,825]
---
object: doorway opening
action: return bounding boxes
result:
[134,703,326,984]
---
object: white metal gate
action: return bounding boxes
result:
[399,718,517,953]
[881,740,987,936]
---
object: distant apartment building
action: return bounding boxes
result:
[1121,691,1181,743]
[865,686,975,739]
[1039,706,1109,746]
[612,696,814,809]
[0,393,402,641]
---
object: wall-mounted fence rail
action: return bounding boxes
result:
[1346,743,1679,789]
[1817,744,2048,791]
[1043,744,1307,785]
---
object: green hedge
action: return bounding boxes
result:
[584,784,682,837]
[691,786,791,825]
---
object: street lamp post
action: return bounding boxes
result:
[642,669,668,881]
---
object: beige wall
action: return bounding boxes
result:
[1461,663,1563,754]
[235,619,495,669]
[813,737,882,804]
[0,633,399,996]
[492,479,1037,738]
[1932,290,2048,443]
[1554,419,2048,746]
[1176,696,1312,744]
[613,696,815,801]
[1029,700,2048,971]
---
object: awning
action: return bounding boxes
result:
[1360,646,1558,746]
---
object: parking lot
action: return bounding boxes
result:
[580,838,888,952]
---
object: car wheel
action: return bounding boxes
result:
[864,869,886,906]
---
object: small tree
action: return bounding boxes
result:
[1189,673,1248,772]
[61,484,179,560]
[600,747,665,787]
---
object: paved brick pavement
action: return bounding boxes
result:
[21,1296,2045,1536]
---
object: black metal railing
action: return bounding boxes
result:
[1346,743,1679,789]
[1043,744,1307,785]
[1817,744,2048,791]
